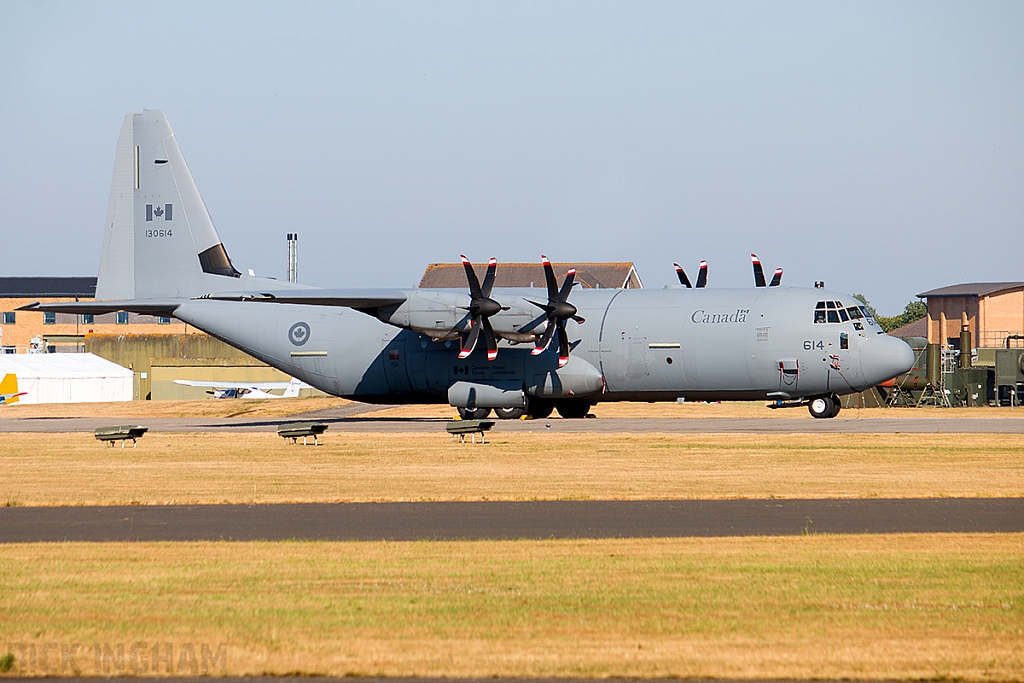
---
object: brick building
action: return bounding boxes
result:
[917,282,1024,349]
[0,277,201,354]
[419,262,643,290]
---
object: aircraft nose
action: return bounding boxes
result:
[860,335,915,385]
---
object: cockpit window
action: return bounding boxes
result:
[816,300,857,324]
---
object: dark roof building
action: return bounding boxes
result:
[0,277,97,298]
[887,316,927,339]
[918,282,1024,298]
[419,262,642,290]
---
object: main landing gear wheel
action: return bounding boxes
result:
[554,400,593,419]
[808,395,840,419]
[526,399,554,420]
[458,407,491,420]
[829,395,842,418]
[494,406,525,420]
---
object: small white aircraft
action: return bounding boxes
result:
[173,377,310,399]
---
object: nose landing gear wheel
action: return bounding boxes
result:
[808,395,836,419]
[457,407,491,420]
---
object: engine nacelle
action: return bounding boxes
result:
[377,290,547,342]
[448,380,526,409]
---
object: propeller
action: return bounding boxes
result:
[672,263,692,288]
[751,254,766,287]
[527,255,586,367]
[458,255,502,361]
[674,261,708,288]
[751,253,783,287]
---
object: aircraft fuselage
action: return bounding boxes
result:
[173,285,912,405]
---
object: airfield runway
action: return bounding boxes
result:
[2,412,1024,434]
[2,498,1021,542]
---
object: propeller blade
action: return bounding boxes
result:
[525,298,554,314]
[540,255,559,301]
[769,268,783,287]
[460,255,483,299]
[482,317,498,361]
[481,257,497,298]
[558,268,576,302]
[458,321,481,359]
[695,260,708,288]
[531,320,557,355]
[572,314,586,324]
[673,263,692,288]
[751,254,766,287]
[557,323,570,367]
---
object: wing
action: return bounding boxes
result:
[173,379,298,390]
[201,288,408,309]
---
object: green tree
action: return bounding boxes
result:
[851,295,926,333]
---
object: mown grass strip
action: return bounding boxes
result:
[2,431,1022,506]
[1,534,1021,679]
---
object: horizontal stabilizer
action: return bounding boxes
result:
[17,300,182,315]
[202,289,409,309]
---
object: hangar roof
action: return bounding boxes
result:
[918,282,1024,298]
[419,262,642,289]
[0,277,97,298]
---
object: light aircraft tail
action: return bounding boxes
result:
[281,377,304,398]
[0,374,25,405]
[95,110,304,301]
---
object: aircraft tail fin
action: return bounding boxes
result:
[96,110,305,301]
[282,377,305,398]
[0,374,23,405]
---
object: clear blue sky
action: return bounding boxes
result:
[1,1,1021,314]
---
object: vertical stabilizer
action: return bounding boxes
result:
[0,374,23,405]
[95,110,291,301]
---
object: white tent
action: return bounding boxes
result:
[0,353,133,404]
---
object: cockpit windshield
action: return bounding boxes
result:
[814,300,857,324]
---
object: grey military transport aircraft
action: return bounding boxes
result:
[24,110,914,419]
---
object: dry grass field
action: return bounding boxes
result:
[1,534,1020,679]
[4,400,1022,681]
[2,431,1021,506]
